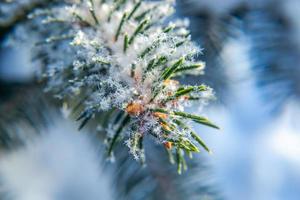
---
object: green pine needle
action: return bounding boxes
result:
[129,19,149,45]
[161,57,185,80]
[115,12,128,41]
[127,0,142,20]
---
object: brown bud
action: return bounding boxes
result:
[153,112,168,119]
[160,122,172,132]
[126,102,144,116]
[164,141,173,149]
[163,79,179,86]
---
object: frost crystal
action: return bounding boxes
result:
[31,0,219,172]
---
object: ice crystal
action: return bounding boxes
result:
[31,0,219,173]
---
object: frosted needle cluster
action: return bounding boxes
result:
[30,0,219,173]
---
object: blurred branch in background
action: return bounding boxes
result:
[242,3,300,113]
[176,0,231,103]
[0,86,54,150]
[177,0,300,113]
[0,0,51,40]
[175,1,300,200]
[0,89,115,199]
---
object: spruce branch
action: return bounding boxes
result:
[30,0,219,171]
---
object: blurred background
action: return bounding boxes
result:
[0,0,300,199]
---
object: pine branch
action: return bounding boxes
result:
[30,0,219,171]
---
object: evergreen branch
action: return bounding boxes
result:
[30,0,219,171]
